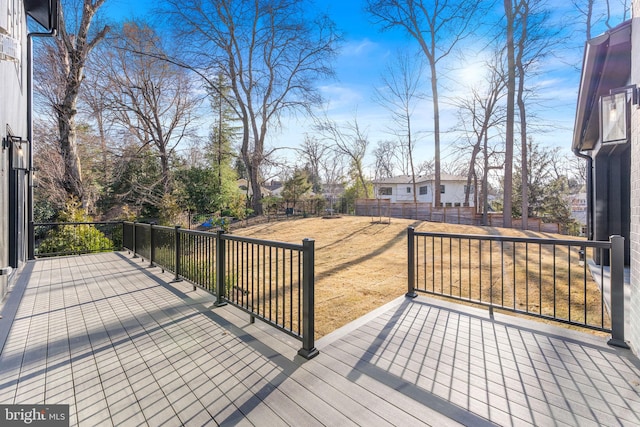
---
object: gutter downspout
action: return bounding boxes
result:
[27,28,57,260]
[573,148,593,241]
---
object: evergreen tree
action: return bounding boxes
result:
[282,170,313,211]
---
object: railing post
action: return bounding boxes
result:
[28,220,35,260]
[215,230,228,307]
[173,225,182,282]
[298,238,319,360]
[608,235,629,348]
[149,223,155,268]
[119,221,124,251]
[406,227,417,298]
[132,221,138,258]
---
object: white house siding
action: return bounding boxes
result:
[0,0,28,300]
[629,0,640,355]
[373,175,474,207]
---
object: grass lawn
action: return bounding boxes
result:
[232,216,607,338]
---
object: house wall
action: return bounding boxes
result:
[592,145,631,265]
[440,181,474,207]
[374,180,474,207]
[629,0,640,355]
[0,0,28,301]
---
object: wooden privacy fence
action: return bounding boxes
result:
[355,199,561,233]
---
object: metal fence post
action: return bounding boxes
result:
[298,238,319,360]
[214,230,227,307]
[173,225,182,282]
[132,221,138,258]
[406,227,417,298]
[119,222,124,251]
[608,235,629,348]
[28,221,35,260]
[149,223,155,268]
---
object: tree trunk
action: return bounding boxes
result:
[57,103,84,202]
[465,142,481,206]
[503,0,516,228]
[518,0,529,231]
[430,63,442,208]
[249,163,264,215]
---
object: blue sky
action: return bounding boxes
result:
[100,0,630,175]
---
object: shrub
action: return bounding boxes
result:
[37,198,114,256]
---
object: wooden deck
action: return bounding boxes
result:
[1,252,639,426]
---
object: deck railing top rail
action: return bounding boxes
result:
[412,229,611,248]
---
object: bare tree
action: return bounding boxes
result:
[373,51,425,203]
[373,139,400,179]
[99,22,201,195]
[511,0,557,228]
[366,0,484,208]
[81,58,116,193]
[32,120,68,210]
[454,48,507,209]
[165,0,339,215]
[47,0,109,205]
[572,0,596,39]
[316,116,371,198]
[298,136,346,211]
[299,135,330,192]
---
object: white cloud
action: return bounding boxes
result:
[340,38,379,57]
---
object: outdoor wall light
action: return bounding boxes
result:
[4,135,30,170]
[30,168,39,188]
[600,84,639,145]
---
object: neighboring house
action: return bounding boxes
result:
[1,1,58,301]
[573,8,640,357]
[372,174,475,207]
[237,179,272,198]
[264,180,283,196]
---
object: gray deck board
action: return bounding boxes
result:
[1,252,640,426]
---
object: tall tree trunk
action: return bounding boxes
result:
[430,63,442,208]
[518,1,529,230]
[465,143,481,207]
[503,0,516,228]
[57,101,83,202]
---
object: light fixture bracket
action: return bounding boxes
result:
[609,84,639,106]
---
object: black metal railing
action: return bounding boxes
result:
[407,227,627,346]
[34,222,123,257]
[123,222,318,359]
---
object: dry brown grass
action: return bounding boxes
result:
[232,216,608,338]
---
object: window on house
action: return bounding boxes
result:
[464,185,474,194]
[440,185,446,193]
[406,187,411,193]
[454,202,461,207]
[419,186,428,195]
[445,202,453,207]
[379,187,392,195]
